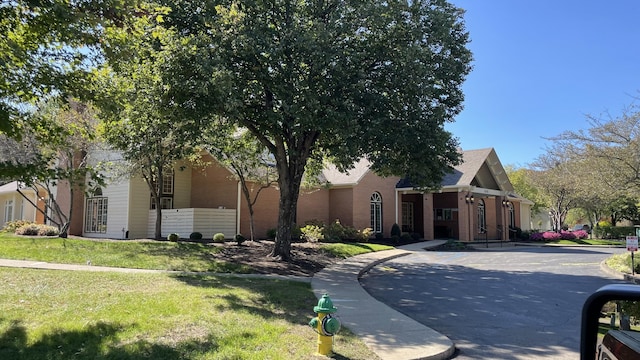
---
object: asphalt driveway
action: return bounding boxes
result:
[360,246,626,359]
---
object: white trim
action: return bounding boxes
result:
[236,181,241,236]
[394,189,398,225]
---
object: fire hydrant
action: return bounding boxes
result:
[309,293,341,356]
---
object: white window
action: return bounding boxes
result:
[85,197,108,233]
[150,170,174,209]
[4,200,14,223]
[477,199,486,233]
[370,192,383,233]
[402,202,414,232]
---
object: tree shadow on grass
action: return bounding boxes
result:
[0,319,217,360]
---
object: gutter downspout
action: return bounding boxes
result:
[236,181,241,236]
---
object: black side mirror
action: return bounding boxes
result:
[581,284,640,360]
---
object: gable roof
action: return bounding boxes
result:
[321,158,372,186]
[440,148,513,191]
[394,148,514,192]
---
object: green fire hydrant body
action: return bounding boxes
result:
[309,293,341,356]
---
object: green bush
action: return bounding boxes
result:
[391,223,401,237]
[167,233,179,241]
[2,220,32,233]
[593,226,635,239]
[234,234,246,245]
[374,232,384,241]
[323,220,358,242]
[400,233,412,242]
[291,224,303,242]
[213,233,226,243]
[189,232,203,240]
[266,228,277,240]
[301,224,324,242]
[390,235,400,244]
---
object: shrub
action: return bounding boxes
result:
[593,225,635,239]
[400,233,413,243]
[529,232,544,241]
[301,224,324,242]
[559,230,576,240]
[2,220,31,233]
[189,232,203,240]
[355,227,374,242]
[16,224,43,236]
[291,224,303,242]
[391,223,401,237]
[390,235,400,244]
[15,224,59,236]
[213,233,226,243]
[323,220,354,242]
[234,234,246,245]
[374,232,384,241]
[542,231,561,241]
[37,225,59,236]
[167,233,179,241]
[573,230,589,239]
[266,228,277,240]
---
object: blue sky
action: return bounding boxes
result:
[445,1,640,168]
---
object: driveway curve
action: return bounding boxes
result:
[360,246,626,359]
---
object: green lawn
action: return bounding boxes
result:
[0,233,393,273]
[0,233,390,359]
[548,238,624,246]
[0,233,251,272]
[320,243,394,258]
[0,268,380,359]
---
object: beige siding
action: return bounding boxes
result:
[173,164,192,209]
[84,178,130,239]
[127,177,151,238]
[148,208,236,239]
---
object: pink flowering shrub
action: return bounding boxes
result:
[529,231,562,241]
[529,232,544,241]
[542,231,561,241]
[572,230,589,239]
[560,231,576,240]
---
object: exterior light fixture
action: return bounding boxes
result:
[465,193,474,204]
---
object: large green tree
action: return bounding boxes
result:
[0,0,138,139]
[96,9,214,240]
[154,0,472,260]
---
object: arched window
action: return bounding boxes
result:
[370,192,382,233]
[477,199,486,233]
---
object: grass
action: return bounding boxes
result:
[548,238,625,246]
[606,252,636,274]
[0,233,251,272]
[0,268,380,359]
[0,233,393,272]
[320,243,394,258]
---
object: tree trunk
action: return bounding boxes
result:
[270,171,302,261]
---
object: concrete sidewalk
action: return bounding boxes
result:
[311,240,455,360]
